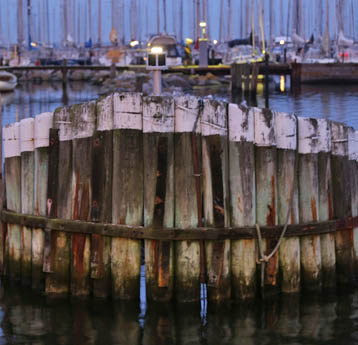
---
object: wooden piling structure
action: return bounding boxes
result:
[70,102,96,297]
[3,123,21,281]
[111,93,143,300]
[298,117,322,291]
[45,106,72,295]
[143,95,175,302]
[91,95,114,299]
[331,122,354,285]
[174,95,201,303]
[275,112,300,294]
[32,112,53,291]
[229,103,256,299]
[3,95,358,303]
[20,118,35,286]
[202,99,230,302]
[317,119,336,289]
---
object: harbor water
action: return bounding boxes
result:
[1,80,358,344]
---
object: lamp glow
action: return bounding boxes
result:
[151,46,163,54]
[279,39,285,45]
[213,39,218,45]
[199,21,207,28]
[130,40,139,47]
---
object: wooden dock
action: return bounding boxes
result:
[2,93,358,303]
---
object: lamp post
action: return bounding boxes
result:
[147,46,167,95]
[199,21,208,67]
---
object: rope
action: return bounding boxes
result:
[255,149,298,290]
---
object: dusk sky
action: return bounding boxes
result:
[0,0,356,46]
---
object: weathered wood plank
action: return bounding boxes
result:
[112,92,143,300]
[276,112,300,294]
[91,95,114,298]
[174,95,202,302]
[202,99,231,301]
[350,130,358,280]
[45,106,72,295]
[254,108,279,297]
[3,122,21,281]
[143,95,175,302]
[317,119,336,289]
[70,101,96,297]
[229,104,256,299]
[298,117,322,291]
[32,112,53,291]
[331,121,354,285]
[20,118,35,286]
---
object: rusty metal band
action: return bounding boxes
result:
[1,210,357,240]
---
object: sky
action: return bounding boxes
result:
[0,0,356,47]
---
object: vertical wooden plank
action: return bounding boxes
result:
[143,95,175,302]
[174,95,201,303]
[112,92,143,300]
[229,103,256,300]
[254,107,279,297]
[275,112,300,294]
[202,99,231,302]
[33,112,53,291]
[331,121,354,286]
[19,118,35,286]
[3,122,21,281]
[70,101,96,297]
[298,117,322,291]
[317,119,336,289]
[45,106,72,295]
[91,95,113,298]
[352,130,358,280]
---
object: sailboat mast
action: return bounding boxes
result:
[227,0,232,41]
[98,0,102,45]
[111,0,115,32]
[63,0,68,45]
[280,0,283,35]
[130,0,136,40]
[27,0,31,47]
[239,0,243,38]
[172,0,177,37]
[245,0,250,38]
[219,0,224,42]
[269,0,274,45]
[17,0,24,46]
[196,0,200,41]
[157,0,160,33]
[87,0,92,41]
[179,0,183,42]
[251,0,255,53]
[163,0,167,33]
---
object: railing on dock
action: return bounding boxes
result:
[2,92,358,303]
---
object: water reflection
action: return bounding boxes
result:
[1,80,358,130]
[2,282,358,345]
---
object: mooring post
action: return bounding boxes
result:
[3,123,21,281]
[143,95,175,302]
[174,95,202,303]
[254,108,279,297]
[331,122,354,285]
[298,117,322,291]
[112,93,143,300]
[32,112,53,291]
[201,99,231,302]
[229,103,256,299]
[90,95,114,299]
[19,118,35,286]
[317,119,336,289]
[45,106,72,295]
[276,112,300,294]
[70,102,97,297]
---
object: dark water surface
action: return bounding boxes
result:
[2,80,358,129]
[1,280,358,345]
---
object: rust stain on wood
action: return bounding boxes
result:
[266,175,276,226]
[72,233,86,275]
[208,240,225,288]
[237,196,243,214]
[311,196,318,221]
[158,241,170,287]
